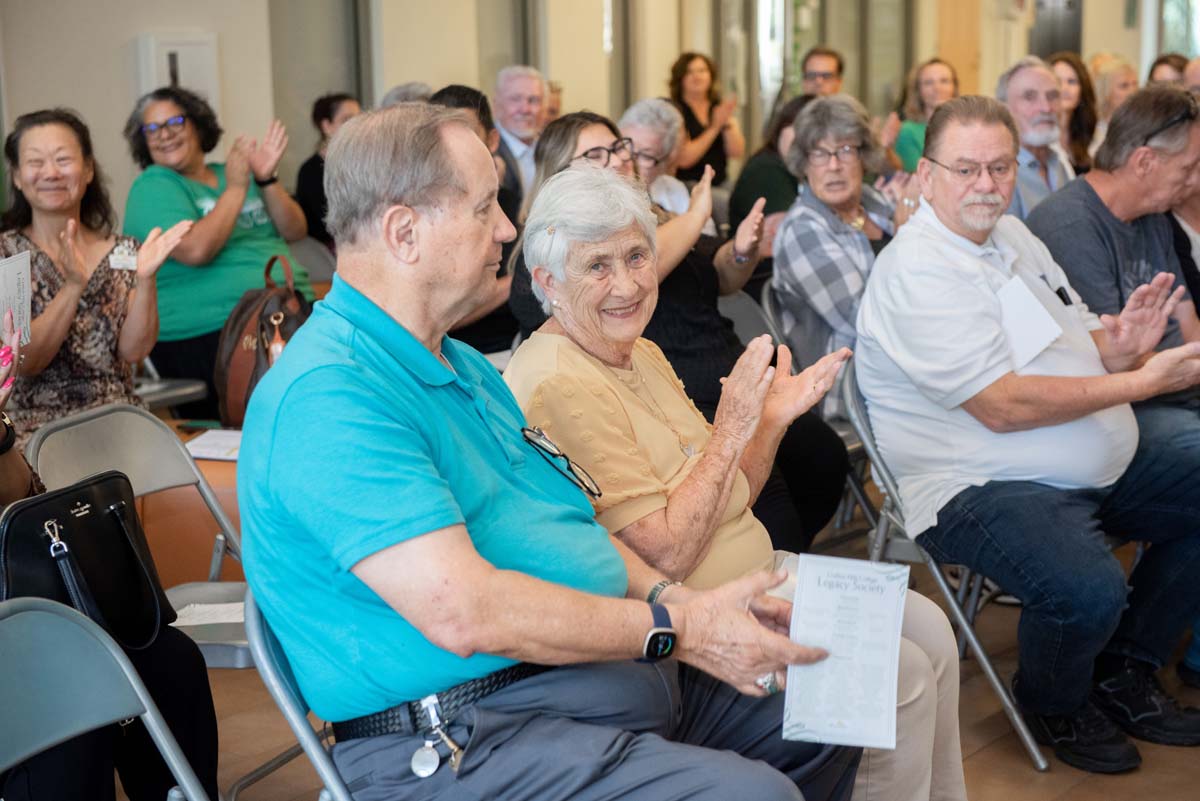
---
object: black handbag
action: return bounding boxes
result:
[0,470,176,650]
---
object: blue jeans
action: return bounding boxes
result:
[916,402,1200,715]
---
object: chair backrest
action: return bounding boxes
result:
[841,357,903,508]
[244,590,354,801]
[760,281,788,345]
[24,403,240,551]
[718,290,779,346]
[289,237,337,282]
[0,598,210,799]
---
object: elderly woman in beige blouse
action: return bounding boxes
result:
[504,164,967,801]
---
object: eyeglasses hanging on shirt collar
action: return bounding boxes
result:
[521,426,602,499]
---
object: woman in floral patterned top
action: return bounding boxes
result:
[0,108,189,446]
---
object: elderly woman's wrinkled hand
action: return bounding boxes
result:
[712,335,775,448]
[687,165,715,223]
[762,346,852,430]
[733,197,766,259]
[0,309,20,407]
[672,569,827,697]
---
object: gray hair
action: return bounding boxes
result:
[523,163,658,314]
[496,65,545,93]
[618,98,684,159]
[1095,57,1136,118]
[324,103,473,247]
[379,81,432,108]
[1094,84,1199,171]
[785,94,884,177]
[995,55,1053,102]
[924,95,1018,161]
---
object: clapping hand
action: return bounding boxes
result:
[1100,272,1184,369]
[225,136,253,188]
[0,309,20,404]
[712,95,738,130]
[687,165,716,223]
[733,197,766,261]
[57,219,90,288]
[135,220,194,280]
[762,346,851,429]
[248,120,289,182]
[712,335,775,448]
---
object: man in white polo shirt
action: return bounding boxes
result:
[856,95,1200,775]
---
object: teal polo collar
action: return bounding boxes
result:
[322,275,468,388]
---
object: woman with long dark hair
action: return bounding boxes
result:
[0,109,189,446]
[294,92,361,249]
[1049,51,1098,173]
[668,52,745,185]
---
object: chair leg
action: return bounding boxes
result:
[959,572,987,660]
[206,533,227,582]
[922,548,1050,771]
[845,468,879,530]
[867,514,890,562]
[226,742,305,801]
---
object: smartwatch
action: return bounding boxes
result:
[638,603,678,662]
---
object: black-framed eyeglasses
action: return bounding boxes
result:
[807,144,861,167]
[1142,104,1199,146]
[521,426,602,499]
[925,155,1016,183]
[804,70,838,82]
[633,148,666,168]
[575,137,633,168]
[141,115,187,137]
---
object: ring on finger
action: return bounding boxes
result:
[754,671,781,695]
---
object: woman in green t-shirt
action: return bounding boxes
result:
[122,86,311,419]
[894,58,959,173]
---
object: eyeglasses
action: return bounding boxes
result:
[804,71,839,83]
[807,144,861,166]
[1142,104,1199,146]
[925,155,1016,183]
[521,426,602,499]
[141,115,187,138]
[575,138,634,167]
[632,149,666,169]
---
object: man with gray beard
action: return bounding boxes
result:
[856,95,1200,775]
[997,56,1075,219]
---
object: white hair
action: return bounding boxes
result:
[495,65,545,93]
[995,56,1053,102]
[524,163,658,314]
[380,81,432,108]
[618,98,684,158]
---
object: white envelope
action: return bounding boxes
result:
[997,275,1062,370]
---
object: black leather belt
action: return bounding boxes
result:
[332,663,552,741]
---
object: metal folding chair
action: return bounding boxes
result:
[720,287,878,539]
[0,597,210,800]
[23,403,304,797]
[244,589,353,801]
[841,357,1050,771]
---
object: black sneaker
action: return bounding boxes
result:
[1093,662,1200,746]
[1177,661,1200,690]
[1022,699,1142,773]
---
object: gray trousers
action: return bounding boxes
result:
[332,661,860,801]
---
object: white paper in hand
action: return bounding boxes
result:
[0,251,33,345]
[783,554,909,750]
[997,275,1062,370]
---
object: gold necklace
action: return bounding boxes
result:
[609,360,696,458]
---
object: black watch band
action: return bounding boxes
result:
[638,603,677,663]
[254,174,279,187]
[0,412,16,456]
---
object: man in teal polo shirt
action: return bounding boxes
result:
[238,102,859,801]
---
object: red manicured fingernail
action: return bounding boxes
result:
[0,346,12,359]
[3,377,13,389]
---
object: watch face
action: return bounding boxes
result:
[645,630,677,660]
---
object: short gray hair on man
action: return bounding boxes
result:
[995,55,1053,102]
[1095,84,1199,171]
[495,65,545,93]
[618,98,685,158]
[324,102,474,247]
[785,94,884,177]
[379,81,432,108]
[523,163,658,314]
[924,95,1019,161]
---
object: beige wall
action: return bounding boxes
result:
[370,0,481,105]
[0,0,276,224]
[630,0,680,102]
[1082,0,1143,70]
[541,0,610,115]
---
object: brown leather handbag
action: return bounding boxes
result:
[214,255,312,427]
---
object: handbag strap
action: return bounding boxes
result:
[264,254,297,292]
[104,500,164,651]
[46,520,112,630]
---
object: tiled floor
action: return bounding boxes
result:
[170,528,1200,800]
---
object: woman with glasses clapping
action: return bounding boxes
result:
[121,86,312,419]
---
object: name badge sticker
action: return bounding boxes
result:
[109,241,138,272]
